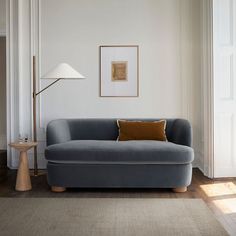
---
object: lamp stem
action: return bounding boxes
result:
[32,56,62,176]
[33,56,38,176]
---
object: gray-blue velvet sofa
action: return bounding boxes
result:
[45,118,194,192]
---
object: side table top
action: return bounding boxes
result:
[9,142,38,151]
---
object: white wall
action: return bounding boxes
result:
[40,0,202,167]
[40,0,183,124]
[0,0,6,35]
[178,0,203,169]
[7,0,203,169]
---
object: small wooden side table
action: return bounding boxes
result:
[9,142,38,191]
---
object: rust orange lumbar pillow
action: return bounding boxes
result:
[117,120,167,141]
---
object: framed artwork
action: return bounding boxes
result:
[99,45,139,97]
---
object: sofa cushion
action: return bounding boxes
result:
[117,120,167,141]
[45,140,193,164]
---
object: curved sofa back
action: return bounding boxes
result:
[47,118,192,147]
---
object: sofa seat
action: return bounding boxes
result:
[45,140,193,164]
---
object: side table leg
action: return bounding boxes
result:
[16,151,32,191]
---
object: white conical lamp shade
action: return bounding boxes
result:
[41,63,85,79]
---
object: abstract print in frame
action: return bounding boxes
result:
[100,45,139,97]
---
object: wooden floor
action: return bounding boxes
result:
[0,168,236,235]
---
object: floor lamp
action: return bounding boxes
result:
[32,56,85,176]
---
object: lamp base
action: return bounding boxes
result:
[30,169,46,177]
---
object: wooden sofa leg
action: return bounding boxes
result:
[51,186,66,192]
[172,187,187,193]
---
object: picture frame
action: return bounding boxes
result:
[99,45,139,97]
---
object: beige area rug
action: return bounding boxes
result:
[0,198,229,236]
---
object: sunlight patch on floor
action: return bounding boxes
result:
[212,198,236,214]
[200,182,236,197]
